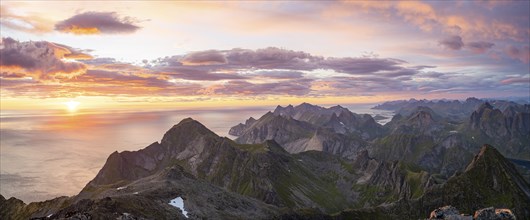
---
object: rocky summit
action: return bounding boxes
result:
[1,101,529,220]
[427,205,515,220]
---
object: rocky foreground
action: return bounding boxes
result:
[428,205,515,220]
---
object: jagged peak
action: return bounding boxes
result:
[407,106,435,121]
[295,102,322,110]
[273,105,294,115]
[172,118,210,131]
[410,106,435,114]
[246,117,257,123]
[261,111,276,119]
[466,97,481,102]
[161,118,218,144]
[478,102,494,110]
[465,144,507,172]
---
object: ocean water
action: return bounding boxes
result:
[0,104,392,202]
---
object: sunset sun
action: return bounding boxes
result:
[65,100,80,112]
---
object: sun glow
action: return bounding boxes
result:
[65,100,80,112]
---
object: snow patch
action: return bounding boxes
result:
[169,197,188,218]
[116,186,127,191]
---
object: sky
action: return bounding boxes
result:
[0,1,529,111]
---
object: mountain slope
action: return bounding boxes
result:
[286,145,530,220]
[1,118,429,219]
[468,102,530,159]
[333,145,530,220]
[230,103,384,159]
[370,106,474,177]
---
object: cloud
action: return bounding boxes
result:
[439,35,464,50]
[0,41,525,99]
[180,50,227,65]
[0,6,54,33]
[0,38,88,80]
[395,1,438,31]
[500,76,530,85]
[505,45,530,63]
[55,12,141,35]
[2,69,202,98]
[248,70,304,79]
[223,47,319,70]
[151,47,420,80]
[160,67,247,81]
[199,79,313,96]
[466,41,495,53]
[320,57,414,75]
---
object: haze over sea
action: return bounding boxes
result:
[0,104,392,203]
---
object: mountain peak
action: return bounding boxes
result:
[464,144,530,198]
[406,106,436,126]
[161,118,219,147]
[465,144,503,172]
[479,102,494,110]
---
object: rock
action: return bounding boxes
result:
[474,207,496,220]
[473,207,517,220]
[228,117,257,136]
[428,206,515,220]
[429,205,459,219]
[495,208,516,220]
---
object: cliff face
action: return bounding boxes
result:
[370,106,474,178]
[331,145,530,220]
[228,117,256,136]
[468,103,530,159]
[230,103,384,159]
[410,145,530,219]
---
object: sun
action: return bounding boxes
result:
[65,100,80,112]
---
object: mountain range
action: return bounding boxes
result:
[1,99,529,219]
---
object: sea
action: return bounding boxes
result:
[0,103,393,203]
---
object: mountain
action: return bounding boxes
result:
[468,102,530,159]
[370,106,474,178]
[228,117,256,136]
[0,118,431,219]
[2,104,529,219]
[273,103,384,139]
[229,103,383,159]
[396,144,530,219]
[373,97,526,121]
[370,102,530,179]
[293,145,530,219]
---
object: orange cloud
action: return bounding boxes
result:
[55,11,140,35]
[0,38,88,80]
[59,25,101,35]
[0,5,54,33]
[396,1,438,31]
